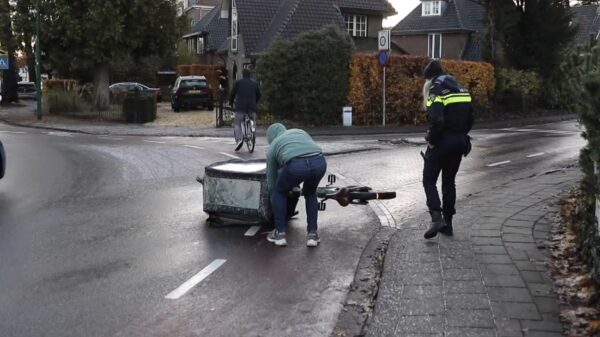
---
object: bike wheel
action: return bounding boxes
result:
[349,191,396,201]
[245,119,255,153]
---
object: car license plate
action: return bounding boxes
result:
[188,90,202,94]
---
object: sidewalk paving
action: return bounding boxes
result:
[367,167,580,337]
[0,104,576,137]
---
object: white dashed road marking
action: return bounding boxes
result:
[244,226,261,237]
[219,152,242,160]
[165,259,226,300]
[526,152,546,158]
[486,160,511,167]
[143,140,166,144]
[501,128,576,135]
[184,145,206,150]
[0,130,26,134]
[47,131,73,137]
[98,136,123,141]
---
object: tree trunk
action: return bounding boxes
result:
[488,2,496,65]
[93,63,110,111]
[25,40,36,82]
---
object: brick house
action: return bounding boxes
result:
[391,0,486,60]
[183,0,398,86]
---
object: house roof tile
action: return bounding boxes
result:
[571,4,600,45]
[391,0,485,34]
[336,0,396,15]
[192,0,394,56]
[189,5,230,51]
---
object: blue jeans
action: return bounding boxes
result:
[272,154,327,233]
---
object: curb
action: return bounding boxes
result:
[1,113,577,138]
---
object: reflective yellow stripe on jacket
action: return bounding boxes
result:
[426,93,472,107]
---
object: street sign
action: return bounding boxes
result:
[378,30,391,51]
[378,50,389,66]
[0,56,8,70]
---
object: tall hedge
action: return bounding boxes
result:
[256,25,355,125]
[347,55,495,125]
[562,43,600,282]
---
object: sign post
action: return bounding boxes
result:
[378,30,391,127]
[35,0,42,120]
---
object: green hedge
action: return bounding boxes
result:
[256,24,355,125]
[123,92,157,123]
[495,68,542,113]
[44,90,90,115]
[562,43,600,282]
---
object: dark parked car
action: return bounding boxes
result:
[0,139,5,179]
[171,76,214,112]
[109,82,162,102]
[17,82,37,100]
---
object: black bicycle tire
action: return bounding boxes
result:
[349,191,396,200]
[246,119,255,153]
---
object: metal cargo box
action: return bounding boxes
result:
[202,159,271,224]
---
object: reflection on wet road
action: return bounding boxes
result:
[0,120,584,337]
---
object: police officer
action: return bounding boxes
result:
[422,59,474,239]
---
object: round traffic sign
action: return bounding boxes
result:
[378,50,389,66]
[379,35,387,47]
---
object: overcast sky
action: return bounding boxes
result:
[384,0,421,28]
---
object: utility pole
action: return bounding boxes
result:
[35,0,42,120]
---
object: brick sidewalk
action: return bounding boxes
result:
[368,167,580,337]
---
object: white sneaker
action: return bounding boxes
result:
[267,230,287,246]
[307,232,320,247]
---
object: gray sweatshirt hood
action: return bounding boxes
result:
[267,123,287,144]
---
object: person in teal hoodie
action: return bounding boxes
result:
[266,123,327,247]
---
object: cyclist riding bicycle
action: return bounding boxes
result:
[229,68,261,151]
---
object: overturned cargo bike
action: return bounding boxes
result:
[197,159,396,226]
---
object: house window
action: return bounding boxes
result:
[197,37,204,54]
[422,1,441,16]
[187,38,198,54]
[231,0,238,52]
[345,15,367,37]
[428,33,442,59]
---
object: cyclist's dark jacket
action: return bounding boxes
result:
[229,77,261,114]
[425,74,474,151]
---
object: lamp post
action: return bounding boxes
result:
[35,0,41,120]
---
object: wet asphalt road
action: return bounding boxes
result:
[0,120,585,337]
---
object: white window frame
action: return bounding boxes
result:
[428,33,442,59]
[345,15,367,37]
[422,1,442,16]
[197,37,204,54]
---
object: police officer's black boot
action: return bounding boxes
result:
[440,214,453,236]
[424,210,447,239]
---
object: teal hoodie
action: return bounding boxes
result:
[266,123,322,192]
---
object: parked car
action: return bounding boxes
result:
[0,139,5,179]
[109,82,162,102]
[171,76,214,112]
[17,82,37,100]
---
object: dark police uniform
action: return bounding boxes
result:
[423,74,474,238]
